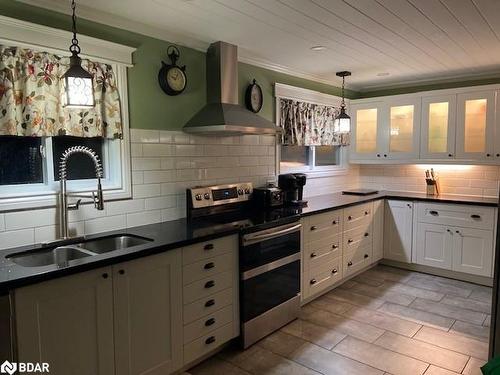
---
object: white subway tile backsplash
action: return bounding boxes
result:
[0,214,5,232]
[240,135,260,145]
[85,215,127,235]
[260,135,276,145]
[159,130,173,144]
[106,199,145,216]
[5,208,58,230]
[132,171,144,185]
[130,129,159,143]
[175,144,203,157]
[0,229,34,250]
[35,222,84,243]
[144,196,177,210]
[132,158,162,171]
[126,210,162,227]
[239,156,259,166]
[143,144,173,157]
[133,184,161,198]
[130,143,143,157]
[143,170,175,184]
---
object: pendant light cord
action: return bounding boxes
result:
[341,76,346,108]
[69,0,81,56]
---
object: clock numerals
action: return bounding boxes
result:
[158,46,187,96]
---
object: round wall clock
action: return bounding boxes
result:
[245,79,263,113]
[158,45,187,96]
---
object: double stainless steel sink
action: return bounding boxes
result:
[6,234,153,268]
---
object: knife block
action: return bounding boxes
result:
[426,178,440,196]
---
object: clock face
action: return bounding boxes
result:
[246,82,263,113]
[166,67,186,92]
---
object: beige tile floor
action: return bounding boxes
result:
[187,265,492,375]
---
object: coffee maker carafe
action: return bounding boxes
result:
[278,173,307,206]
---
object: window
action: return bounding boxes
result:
[280,145,344,173]
[0,18,134,210]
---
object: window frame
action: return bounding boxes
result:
[275,83,349,178]
[0,15,134,211]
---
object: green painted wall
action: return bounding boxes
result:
[0,0,359,130]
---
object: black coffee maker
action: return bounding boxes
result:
[278,173,307,206]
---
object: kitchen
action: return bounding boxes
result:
[0,1,499,375]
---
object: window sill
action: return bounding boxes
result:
[0,186,132,213]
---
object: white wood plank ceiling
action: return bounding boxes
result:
[20,0,500,91]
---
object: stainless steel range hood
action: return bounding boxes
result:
[183,41,278,135]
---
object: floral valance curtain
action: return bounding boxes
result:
[0,45,122,139]
[278,98,349,146]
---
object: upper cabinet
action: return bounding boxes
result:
[456,90,495,161]
[349,85,500,164]
[420,94,456,160]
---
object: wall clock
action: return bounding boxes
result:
[245,79,263,113]
[158,46,187,96]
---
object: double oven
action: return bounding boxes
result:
[239,219,301,348]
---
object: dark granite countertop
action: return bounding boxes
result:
[1,190,497,292]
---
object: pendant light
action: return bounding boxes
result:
[334,71,351,134]
[63,0,95,108]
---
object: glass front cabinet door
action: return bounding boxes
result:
[420,94,457,160]
[350,102,383,161]
[456,90,495,160]
[384,98,421,160]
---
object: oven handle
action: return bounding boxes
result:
[242,223,302,246]
[241,253,300,280]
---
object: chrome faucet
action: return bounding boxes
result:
[59,146,104,239]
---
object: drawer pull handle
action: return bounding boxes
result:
[347,261,353,267]
[102,273,109,279]
[205,280,215,289]
[332,244,338,249]
[364,232,369,237]
[204,262,215,270]
[205,299,215,307]
[332,269,338,274]
[429,210,439,216]
[471,214,481,219]
[448,153,453,157]
[205,336,216,345]
[446,229,452,233]
[487,153,491,157]
[310,225,317,231]
[310,279,317,285]
[348,239,353,243]
[377,154,381,157]
[332,220,337,225]
[118,269,125,275]
[364,211,369,215]
[204,244,214,251]
[205,318,216,327]
[310,252,317,258]
[348,215,353,221]
[364,254,369,259]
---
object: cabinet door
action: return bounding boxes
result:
[495,90,500,161]
[114,250,183,375]
[415,223,453,270]
[350,102,384,161]
[15,267,115,375]
[420,94,457,160]
[452,227,494,277]
[372,200,384,262]
[456,90,495,160]
[385,98,421,160]
[384,200,413,263]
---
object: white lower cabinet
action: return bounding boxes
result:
[415,223,453,270]
[452,227,494,277]
[384,200,413,263]
[372,199,385,261]
[15,266,116,375]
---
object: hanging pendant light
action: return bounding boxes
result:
[334,71,351,134]
[63,0,95,108]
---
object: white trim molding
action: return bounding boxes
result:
[274,83,346,108]
[0,15,136,66]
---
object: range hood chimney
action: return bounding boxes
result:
[183,41,278,135]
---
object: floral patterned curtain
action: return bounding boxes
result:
[278,98,349,146]
[0,46,122,139]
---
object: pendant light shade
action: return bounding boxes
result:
[63,0,95,108]
[334,71,351,134]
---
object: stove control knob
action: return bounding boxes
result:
[238,189,244,195]
[204,193,210,200]
[244,188,251,194]
[195,194,202,201]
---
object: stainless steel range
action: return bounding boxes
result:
[186,182,301,348]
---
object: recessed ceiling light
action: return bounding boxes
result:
[310,45,327,51]
[377,72,390,77]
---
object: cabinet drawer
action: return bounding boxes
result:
[304,210,342,242]
[183,253,233,285]
[304,235,341,269]
[184,304,233,344]
[344,245,372,278]
[184,323,234,365]
[182,236,237,265]
[416,203,494,230]
[183,288,233,324]
[343,225,372,253]
[305,257,342,298]
[344,203,372,231]
[183,271,233,305]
